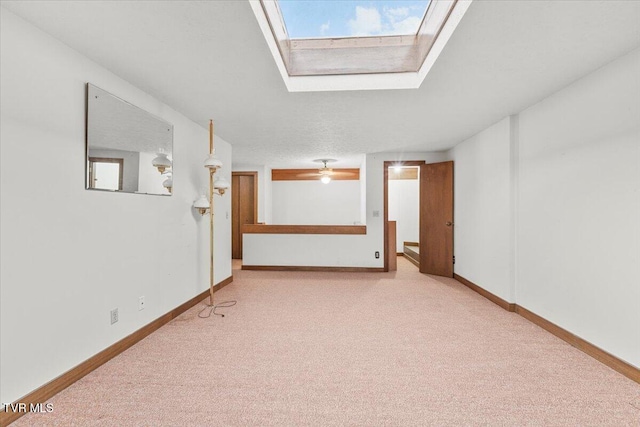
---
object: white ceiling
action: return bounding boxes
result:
[3,0,640,168]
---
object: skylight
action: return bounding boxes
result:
[278,0,431,39]
[250,0,471,92]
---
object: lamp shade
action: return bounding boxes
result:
[152,153,172,170]
[213,177,230,190]
[162,177,173,188]
[193,195,209,209]
[321,175,331,184]
[204,154,222,170]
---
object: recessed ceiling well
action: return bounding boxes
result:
[252,0,470,91]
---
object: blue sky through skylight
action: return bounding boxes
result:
[278,0,431,39]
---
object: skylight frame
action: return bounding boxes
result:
[250,0,472,92]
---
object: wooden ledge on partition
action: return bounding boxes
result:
[242,265,384,272]
[272,168,359,181]
[242,224,366,235]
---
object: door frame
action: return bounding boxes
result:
[383,160,426,272]
[231,171,258,259]
[88,157,124,191]
[231,171,258,222]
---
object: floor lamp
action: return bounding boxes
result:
[194,120,230,307]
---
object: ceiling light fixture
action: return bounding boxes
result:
[314,159,337,184]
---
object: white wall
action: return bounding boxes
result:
[388,175,420,251]
[446,48,640,368]
[0,8,232,405]
[243,152,448,268]
[516,47,640,367]
[271,180,361,225]
[448,117,513,301]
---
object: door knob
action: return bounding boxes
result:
[445,221,453,226]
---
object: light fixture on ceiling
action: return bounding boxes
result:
[315,159,336,184]
[193,119,228,313]
[152,152,172,174]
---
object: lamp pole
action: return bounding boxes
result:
[209,119,215,306]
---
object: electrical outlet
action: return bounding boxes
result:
[226,211,229,219]
[110,308,118,325]
[372,210,380,218]
[138,296,145,311]
[375,251,380,259]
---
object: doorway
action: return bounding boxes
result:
[231,172,258,259]
[384,161,454,277]
[88,157,123,191]
[388,165,421,268]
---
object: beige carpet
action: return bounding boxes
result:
[14,257,640,426]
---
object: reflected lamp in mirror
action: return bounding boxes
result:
[162,172,173,194]
[193,195,210,216]
[152,152,172,174]
[86,83,174,196]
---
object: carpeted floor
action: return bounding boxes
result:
[14,257,640,426]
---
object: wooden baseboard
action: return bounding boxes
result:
[242,265,385,272]
[404,254,420,268]
[515,305,639,383]
[454,274,639,384]
[454,274,516,312]
[0,275,233,426]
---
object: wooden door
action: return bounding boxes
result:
[420,161,454,277]
[231,172,257,259]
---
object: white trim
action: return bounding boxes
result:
[416,0,472,83]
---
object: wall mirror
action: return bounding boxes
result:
[86,83,173,196]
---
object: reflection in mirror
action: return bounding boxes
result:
[86,84,173,195]
[89,157,123,191]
